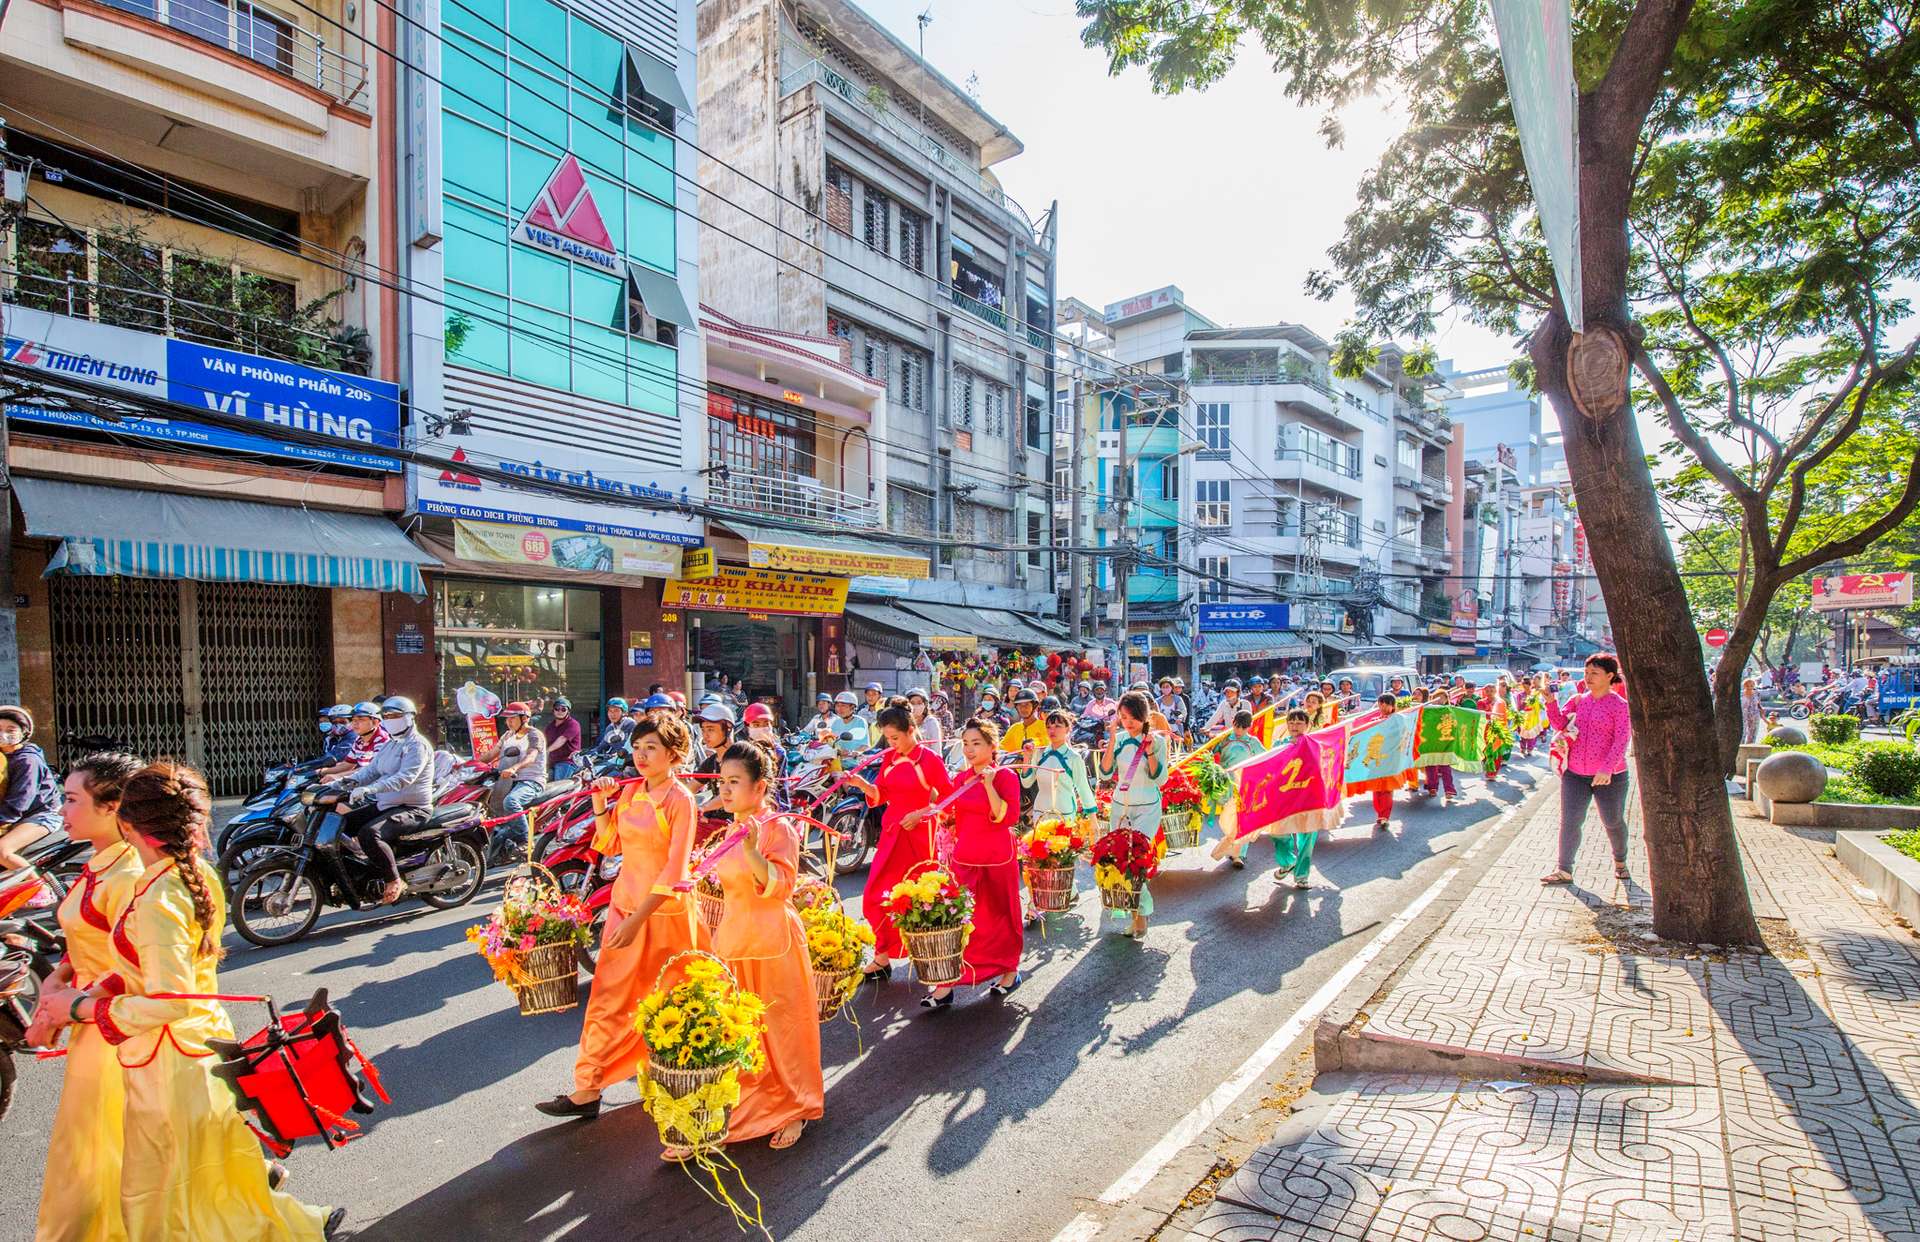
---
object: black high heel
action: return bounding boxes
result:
[989,973,1023,998]
[918,989,954,1011]
[861,963,895,985]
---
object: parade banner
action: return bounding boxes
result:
[1343,711,1417,794]
[1412,704,1486,772]
[1228,731,1343,840]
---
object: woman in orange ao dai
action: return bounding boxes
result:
[705,740,822,1152]
[535,714,702,1119]
[29,752,145,1242]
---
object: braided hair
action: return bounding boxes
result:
[119,761,221,959]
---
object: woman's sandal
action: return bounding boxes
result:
[1540,869,1573,885]
[661,1145,694,1163]
[769,1120,807,1150]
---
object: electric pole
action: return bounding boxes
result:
[0,119,22,706]
[1065,374,1084,647]
[1117,382,1133,685]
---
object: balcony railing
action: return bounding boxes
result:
[1277,445,1362,479]
[99,0,370,109]
[1418,473,1454,502]
[1025,325,1050,351]
[780,58,1049,249]
[708,469,881,527]
[947,286,1009,330]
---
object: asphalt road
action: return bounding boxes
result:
[1,754,1549,1242]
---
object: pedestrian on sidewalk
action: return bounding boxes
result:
[1541,653,1633,885]
[1740,677,1764,744]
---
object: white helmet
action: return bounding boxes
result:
[380,695,419,735]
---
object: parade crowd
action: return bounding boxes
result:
[10,652,1636,1238]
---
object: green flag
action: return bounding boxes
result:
[1413,704,1484,772]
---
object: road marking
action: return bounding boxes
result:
[1051,794,1528,1241]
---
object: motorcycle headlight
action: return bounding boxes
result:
[601,856,623,880]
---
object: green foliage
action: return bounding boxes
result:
[1885,827,1920,865]
[1328,326,1378,380]
[1895,708,1920,745]
[1848,742,1920,801]
[1808,713,1859,746]
[445,310,475,358]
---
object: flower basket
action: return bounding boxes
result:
[1161,807,1203,851]
[513,941,583,1015]
[1098,880,1141,912]
[798,886,875,1023]
[1025,863,1076,913]
[812,966,860,1021]
[899,924,967,985]
[642,1061,737,1152]
[694,874,725,938]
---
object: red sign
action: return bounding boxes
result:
[1811,572,1913,612]
[706,392,736,419]
[1705,628,1730,648]
[520,531,550,561]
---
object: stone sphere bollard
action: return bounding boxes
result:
[1755,750,1827,804]
[1764,723,1809,747]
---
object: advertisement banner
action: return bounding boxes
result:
[453,519,683,578]
[748,539,930,580]
[662,567,849,616]
[1198,602,1291,632]
[4,306,400,470]
[1812,572,1912,612]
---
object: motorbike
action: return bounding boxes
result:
[0,872,64,1122]
[228,786,494,948]
[1786,686,1844,720]
[7,831,91,906]
[528,752,631,863]
[214,757,333,861]
[783,748,883,876]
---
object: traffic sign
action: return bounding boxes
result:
[1705,628,1729,648]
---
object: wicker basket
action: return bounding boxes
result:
[1099,880,1142,913]
[1025,863,1076,913]
[512,941,581,1015]
[813,967,858,1022]
[643,1061,734,1151]
[1161,808,1203,851]
[694,876,724,938]
[899,924,967,986]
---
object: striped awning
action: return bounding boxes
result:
[17,477,437,598]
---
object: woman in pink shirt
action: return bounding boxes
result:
[1541,653,1633,885]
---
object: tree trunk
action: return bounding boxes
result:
[1711,596,1772,775]
[1531,318,1761,946]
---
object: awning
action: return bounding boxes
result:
[626,46,692,117]
[627,262,695,330]
[718,520,931,580]
[845,600,975,650]
[1168,630,1194,658]
[1196,629,1312,664]
[18,477,437,597]
[1305,631,1357,652]
[895,601,1063,649]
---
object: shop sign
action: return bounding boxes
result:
[663,567,849,616]
[629,647,654,667]
[1812,572,1912,611]
[1198,602,1290,632]
[748,540,930,580]
[418,448,701,548]
[1450,589,1480,643]
[4,305,400,471]
[511,154,620,275]
[681,547,716,578]
[453,519,683,578]
[849,575,910,596]
[394,623,426,655]
[629,630,652,648]
[926,634,977,650]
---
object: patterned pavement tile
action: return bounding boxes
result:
[1721,1088,1912,1218]
[1209,1146,1383,1240]
[1290,1088,1454,1182]
[1410,1082,1577,1219]
[1180,1201,1298,1242]
[1587,955,1716,1083]
[1366,1187,1583,1241]
[1467,945,1605,1067]
[1561,1087,1731,1226]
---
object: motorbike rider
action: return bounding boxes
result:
[1156,677,1190,742]
[318,703,356,761]
[1069,680,1093,714]
[1204,679,1245,735]
[691,703,736,819]
[0,706,63,873]
[999,687,1048,754]
[584,698,635,763]
[317,701,388,779]
[545,698,583,779]
[825,690,871,757]
[857,681,887,724]
[482,701,548,863]
[1083,681,1118,725]
[332,696,435,905]
[976,688,1009,730]
[801,691,836,737]
[905,687,944,748]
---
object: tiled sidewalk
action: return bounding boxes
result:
[1185,793,1920,1241]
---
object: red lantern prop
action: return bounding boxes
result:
[207,989,389,1157]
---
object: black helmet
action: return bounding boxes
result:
[1041,695,1062,711]
[1011,688,1039,705]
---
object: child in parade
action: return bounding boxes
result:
[1096,692,1170,939]
[1368,693,1403,832]
[1410,688,1459,806]
[536,716,701,1121]
[1214,710,1266,871]
[923,719,1024,1008]
[707,741,823,1152]
[1270,709,1322,890]
[29,752,144,1242]
[44,761,340,1240]
[846,704,954,983]
[1024,709,1099,824]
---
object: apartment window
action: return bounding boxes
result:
[1026,392,1046,449]
[826,166,854,236]
[1196,402,1230,453]
[1397,437,1420,472]
[1159,457,1180,502]
[952,369,975,430]
[1284,425,1361,478]
[861,334,890,385]
[984,383,1006,437]
[896,346,928,413]
[897,209,926,272]
[1196,556,1229,603]
[862,193,891,252]
[11,219,90,317]
[1027,510,1044,569]
[235,0,294,74]
[1195,479,1231,529]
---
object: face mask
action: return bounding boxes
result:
[387,716,414,736]
[319,722,333,735]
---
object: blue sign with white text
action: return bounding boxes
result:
[165,339,400,471]
[1198,603,1291,632]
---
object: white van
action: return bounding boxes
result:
[1324,665,1421,704]
[1453,664,1510,688]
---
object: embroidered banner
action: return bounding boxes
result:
[1343,710,1417,795]
[1412,704,1485,772]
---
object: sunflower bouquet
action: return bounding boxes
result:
[800,900,876,1021]
[635,955,767,1151]
[882,868,974,985]
[466,887,594,1014]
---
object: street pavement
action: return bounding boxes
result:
[0,754,1550,1242]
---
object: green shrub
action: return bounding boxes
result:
[1885,827,1920,864]
[1810,713,1861,746]
[1846,742,1920,801]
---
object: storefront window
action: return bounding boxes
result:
[434,578,603,749]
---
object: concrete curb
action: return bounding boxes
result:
[1836,829,1920,924]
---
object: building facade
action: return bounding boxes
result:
[0,0,438,792]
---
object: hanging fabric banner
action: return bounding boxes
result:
[1411,704,1487,773]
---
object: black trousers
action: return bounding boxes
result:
[341,803,430,884]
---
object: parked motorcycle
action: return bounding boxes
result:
[228,786,493,948]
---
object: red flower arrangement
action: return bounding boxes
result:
[1091,828,1160,885]
[1160,766,1204,812]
